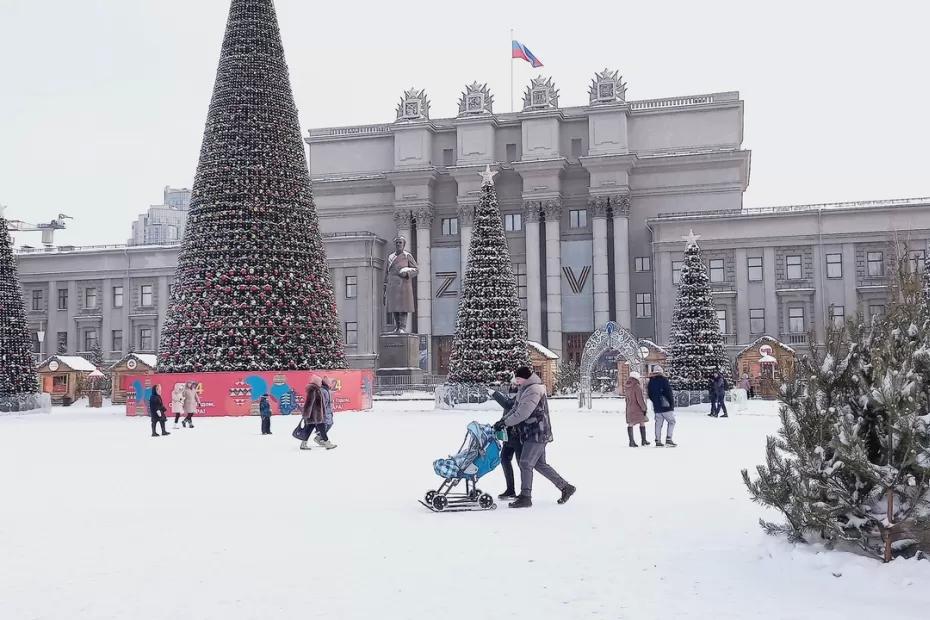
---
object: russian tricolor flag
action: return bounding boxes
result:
[512,40,543,68]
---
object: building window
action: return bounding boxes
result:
[112,330,123,352]
[785,255,803,280]
[570,138,583,159]
[505,143,517,163]
[140,284,153,307]
[830,305,845,329]
[749,308,765,334]
[345,322,358,345]
[569,209,587,229]
[634,257,651,272]
[635,293,652,318]
[57,289,68,310]
[747,257,763,282]
[31,290,42,311]
[504,213,523,232]
[867,251,884,277]
[513,263,528,314]
[56,331,68,354]
[442,148,454,167]
[345,275,357,299]
[869,304,885,319]
[441,217,459,236]
[826,253,843,279]
[672,261,682,285]
[84,288,97,309]
[716,309,727,334]
[788,307,805,333]
[138,327,153,351]
[84,329,98,352]
[113,286,124,308]
[709,259,725,283]
[909,249,926,274]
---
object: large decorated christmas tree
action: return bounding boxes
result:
[0,207,39,402]
[667,230,731,390]
[447,167,529,385]
[158,0,346,372]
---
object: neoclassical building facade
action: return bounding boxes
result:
[14,71,930,374]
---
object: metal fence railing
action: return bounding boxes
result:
[374,374,447,395]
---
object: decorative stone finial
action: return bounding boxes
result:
[522,76,559,111]
[458,82,494,116]
[589,69,627,105]
[395,88,430,121]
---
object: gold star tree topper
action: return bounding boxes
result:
[682,229,701,248]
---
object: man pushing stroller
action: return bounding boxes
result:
[493,366,576,509]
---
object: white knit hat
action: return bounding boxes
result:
[629,370,642,380]
[653,366,664,374]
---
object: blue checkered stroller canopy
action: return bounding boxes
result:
[433,422,501,480]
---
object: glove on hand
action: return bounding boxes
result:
[493,419,506,432]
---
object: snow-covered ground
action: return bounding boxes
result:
[1,398,926,619]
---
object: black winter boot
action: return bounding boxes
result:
[639,426,651,446]
[627,427,638,447]
[498,490,517,500]
[508,495,533,509]
[558,485,576,505]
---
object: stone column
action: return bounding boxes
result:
[734,249,750,344]
[45,280,57,357]
[842,243,858,317]
[67,280,77,354]
[590,196,610,328]
[543,200,563,357]
[156,275,169,349]
[612,195,632,329]
[414,207,433,371]
[763,246,778,335]
[457,202,475,285]
[101,278,112,356]
[524,202,543,343]
[122,277,131,355]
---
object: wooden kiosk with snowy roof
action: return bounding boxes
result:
[735,336,797,399]
[36,355,98,406]
[109,353,158,404]
[527,341,559,395]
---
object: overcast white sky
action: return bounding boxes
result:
[2,0,928,246]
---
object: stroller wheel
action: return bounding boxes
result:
[478,493,495,510]
[432,495,448,512]
[425,491,436,504]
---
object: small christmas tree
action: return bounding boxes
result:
[0,206,39,400]
[743,267,930,560]
[667,230,731,390]
[158,0,346,372]
[447,166,529,385]
[89,343,112,396]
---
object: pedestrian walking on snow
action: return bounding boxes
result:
[171,383,185,428]
[314,377,336,447]
[181,382,200,428]
[739,374,754,400]
[624,371,650,447]
[646,367,677,447]
[148,384,170,437]
[489,383,521,500]
[300,376,335,450]
[493,366,575,509]
[708,372,729,418]
[259,393,272,435]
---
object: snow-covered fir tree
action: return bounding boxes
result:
[0,206,39,398]
[743,269,930,560]
[158,0,346,372]
[447,166,529,385]
[667,230,731,390]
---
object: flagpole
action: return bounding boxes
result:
[509,28,514,113]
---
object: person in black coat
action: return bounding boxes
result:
[148,384,170,437]
[259,394,272,435]
[646,367,677,447]
[489,384,522,500]
[708,372,729,418]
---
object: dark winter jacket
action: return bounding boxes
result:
[491,390,521,447]
[259,397,272,418]
[710,375,728,400]
[647,374,675,413]
[148,392,167,418]
[503,374,552,444]
[302,384,324,424]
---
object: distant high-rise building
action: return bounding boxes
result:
[128,186,191,246]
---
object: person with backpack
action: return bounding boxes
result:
[646,367,677,447]
[493,366,576,509]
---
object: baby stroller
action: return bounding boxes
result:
[421,422,501,512]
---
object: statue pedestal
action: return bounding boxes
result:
[377,333,423,380]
